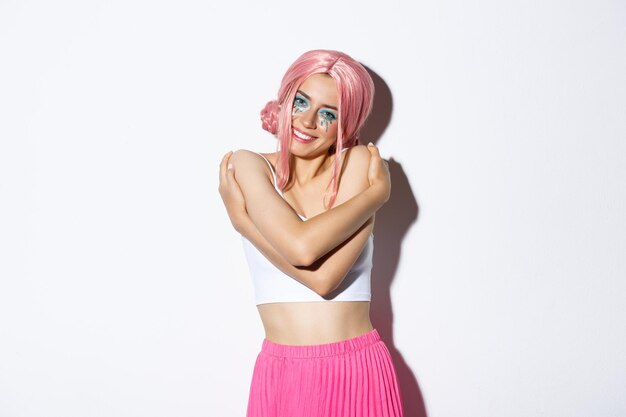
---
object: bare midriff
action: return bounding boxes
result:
[257,301,373,345]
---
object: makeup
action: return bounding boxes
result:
[292,94,309,115]
[292,94,337,133]
[318,110,337,132]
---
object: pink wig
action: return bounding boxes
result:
[259,49,375,208]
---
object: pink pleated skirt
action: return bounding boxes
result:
[246,328,404,417]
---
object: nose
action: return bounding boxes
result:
[300,109,317,129]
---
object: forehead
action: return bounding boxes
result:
[297,73,338,106]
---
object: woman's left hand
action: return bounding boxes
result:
[218,151,249,234]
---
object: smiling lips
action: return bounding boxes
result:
[292,127,318,143]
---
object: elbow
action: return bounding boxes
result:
[314,284,335,298]
[288,252,317,268]
[286,239,318,267]
[312,277,339,298]
[311,269,342,297]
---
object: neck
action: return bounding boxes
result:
[290,153,333,186]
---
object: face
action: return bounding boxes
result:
[290,73,339,156]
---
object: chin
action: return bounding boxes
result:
[289,142,318,153]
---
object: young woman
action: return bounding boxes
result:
[218,50,404,417]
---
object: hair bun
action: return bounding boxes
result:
[260,100,279,135]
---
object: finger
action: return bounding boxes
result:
[226,162,237,185]
[225,167,245,199]
[367,142,381,159]
[219,151,233,183]
[220,151,233,169]
[220,151,232,166]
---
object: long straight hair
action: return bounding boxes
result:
[260,50,375,208]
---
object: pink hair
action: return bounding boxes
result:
[259,49,375,208]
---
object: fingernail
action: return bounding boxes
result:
[367,142,374,147]
[227,163,233,170]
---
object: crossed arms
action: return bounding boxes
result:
[218,144,390,296]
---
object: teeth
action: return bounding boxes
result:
[293,129,314,141]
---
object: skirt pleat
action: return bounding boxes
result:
[246,328,404,417]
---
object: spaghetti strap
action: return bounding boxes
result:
[255,153,283,197]
[254,152,308,220]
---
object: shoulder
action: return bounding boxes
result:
[340,144,370,177]
[230,149,273,181]
[230,149,268,171]
[231,149,278,164]
[343,144,370,159]
[336,145,370,199]
[230,149,261,165]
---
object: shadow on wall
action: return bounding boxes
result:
[362,66,426,417]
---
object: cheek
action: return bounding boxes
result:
[319,117,339,135]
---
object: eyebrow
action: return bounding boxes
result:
[296,90,338,111]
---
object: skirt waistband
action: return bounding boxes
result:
[261,328,381,358]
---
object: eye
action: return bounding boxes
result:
[293,96,309,109]
[319,110,337,121]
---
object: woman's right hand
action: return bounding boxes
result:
[366,143,391,203]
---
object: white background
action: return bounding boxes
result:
[1,1,625,416]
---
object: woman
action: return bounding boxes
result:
[219,50,404,417]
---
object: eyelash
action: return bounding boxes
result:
[294,96,309,110]
[319,111,337,121]
[294,96,337,121]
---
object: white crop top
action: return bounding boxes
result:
[241,152,373,305]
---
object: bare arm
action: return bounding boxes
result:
[219,145,381,296]
[227,144,389,267]
[236,212,373,296]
